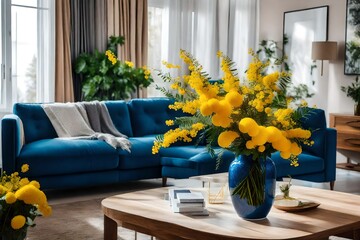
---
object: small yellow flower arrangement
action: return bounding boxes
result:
[0,164,51,240]
[152,49,313,206]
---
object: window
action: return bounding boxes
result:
[147,4,164,97]
[0,0,54,112]
[0,3,2,105]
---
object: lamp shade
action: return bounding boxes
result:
[311,41,337,60]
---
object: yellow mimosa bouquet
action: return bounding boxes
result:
[152,49,313,205]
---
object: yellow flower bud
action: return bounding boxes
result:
[165,120,174,126]
[5,192,17,204]
[246,140,255,149]
[212,113,231,128]
[15,185,48,206]
[280,151,291,159]
[217,100,232,116]
[29,180,41,189]
[266,126,282,143]
[239,118,259,136]
[272,137,291,152]
[38,205,52,217]
[21,164,29,173]
[208,99,221,112]
[200,102,213,116]
[258,145,265,152]
[225,91,243,107]
[290,142,302,156]
[218,131,239,148]
[251,126,268,145]
[11,215,26,230]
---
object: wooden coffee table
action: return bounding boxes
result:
[102,185,360,240]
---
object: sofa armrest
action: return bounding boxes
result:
[323,128,337,182]
[1,114,24,173]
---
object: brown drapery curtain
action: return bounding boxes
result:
[70,0,108,101]
[107,0,148,98]
[55,0,74,102]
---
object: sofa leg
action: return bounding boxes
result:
[162,177,167,187]
[330,181,335,190]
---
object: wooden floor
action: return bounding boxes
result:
[337,162,360,173]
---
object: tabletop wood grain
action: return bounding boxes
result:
[102,185,360,240]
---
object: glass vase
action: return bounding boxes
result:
[228,154,276,220]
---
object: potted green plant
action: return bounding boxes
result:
[75,36,153,101]
[257,39,314,103]
[341,76,360,115]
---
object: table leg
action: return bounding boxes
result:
[104,215,118,240]
[354,228,360,240]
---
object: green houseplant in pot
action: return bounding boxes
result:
[341,76,360,116]
[75,36,153,101]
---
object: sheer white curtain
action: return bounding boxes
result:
[161,0,194,68]
[193,0,221,79]
[162,0,223,78]
[148,0,258,96]
[228,0,259,76]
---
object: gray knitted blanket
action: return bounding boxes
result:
[41,101,131,152]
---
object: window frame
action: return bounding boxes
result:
[1,0,12,112]
[0,0,54,113]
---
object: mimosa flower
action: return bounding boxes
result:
[21,164,29,173]
[218,131,240,148]
[11,215,26,230]
[5,192,17,204]
[125,61,134,68]
[151,49,313,208]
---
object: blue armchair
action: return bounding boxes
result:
[271,108,337,189]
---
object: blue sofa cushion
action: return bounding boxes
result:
[117,136,161,169]
[127,98,185,137]
[161,147,235,179]
[13,103,57,143]
[104,101,133,137]
[117,155,161,170]
[271,151,324,177]
[118,136,156,157]
[159,145,212,160]
[18,139,119,177]
[160,146,235,168]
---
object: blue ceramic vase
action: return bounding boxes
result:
[228,154,276,220]
[0,228,27,240]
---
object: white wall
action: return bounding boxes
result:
[259,0,355,163]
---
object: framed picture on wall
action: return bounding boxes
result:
[283,6,328,91]
[345,0,360,75]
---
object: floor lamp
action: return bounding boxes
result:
[311,41,337,76]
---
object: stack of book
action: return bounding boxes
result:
[168,189,208,215]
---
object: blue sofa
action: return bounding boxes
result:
[1,98,337,190]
